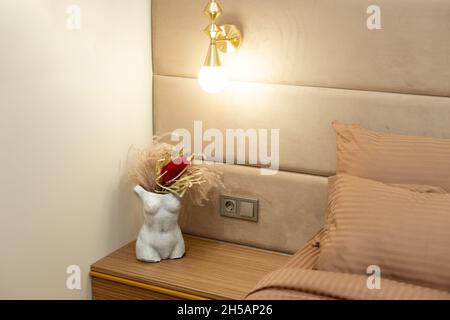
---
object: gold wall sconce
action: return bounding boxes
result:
[198,0,243,93]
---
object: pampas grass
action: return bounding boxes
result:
[129,136,223,207]
[128,140,173,193]
[184,162,223,206]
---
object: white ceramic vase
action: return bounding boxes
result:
[134,185,185,262]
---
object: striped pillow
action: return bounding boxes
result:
[333,121,450,191]
[316,174,450,291]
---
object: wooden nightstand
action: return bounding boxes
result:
[90,235,290,300]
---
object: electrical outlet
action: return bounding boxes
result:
[223,198,237,214]
[220,194,258,222]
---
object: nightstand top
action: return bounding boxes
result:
[91,235,290,300]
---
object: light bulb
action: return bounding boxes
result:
[198,66,228,93]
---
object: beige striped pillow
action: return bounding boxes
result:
[316,174,450,291]
[334,121,450,191]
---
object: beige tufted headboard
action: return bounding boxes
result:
[152,0,450,253]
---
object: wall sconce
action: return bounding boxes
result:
[198,0,243,93]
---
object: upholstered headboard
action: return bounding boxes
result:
[152,0,450,253]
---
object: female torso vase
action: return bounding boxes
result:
[134,185,185,262]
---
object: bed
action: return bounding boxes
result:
[247,229,450,300]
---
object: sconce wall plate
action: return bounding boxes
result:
[216,24,242,54]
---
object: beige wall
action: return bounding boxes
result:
[0,0,152,299]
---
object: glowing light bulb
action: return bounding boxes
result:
[198,66,228,94]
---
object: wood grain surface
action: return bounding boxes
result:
[91,235,290,300]
[92,277,181,300]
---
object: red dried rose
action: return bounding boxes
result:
[160,156,190,184]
